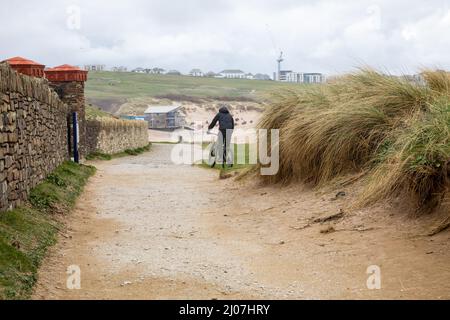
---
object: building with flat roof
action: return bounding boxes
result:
[278,70,292,81]
[84,64,105,71]
[284,71,325,84]
[304,73,325,83]
[144,105,185,129]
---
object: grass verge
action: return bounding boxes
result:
[85,104,116,119]
[198,143,252,172]
[85,144,151,161]
[0,161,96,299]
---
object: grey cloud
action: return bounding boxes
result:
[0,0,449,75]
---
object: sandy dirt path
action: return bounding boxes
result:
[33,144,450,300]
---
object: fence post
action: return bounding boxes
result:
[73,112,79,163]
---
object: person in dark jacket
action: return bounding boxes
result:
[208,106,234,167]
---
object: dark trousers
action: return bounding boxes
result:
[218,129,233,166]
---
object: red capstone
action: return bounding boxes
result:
[45,64,88,82]
[2,56,46,78]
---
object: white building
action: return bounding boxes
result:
[304,73,325,83]
[132,67,146,73]
[111,66,127,72]
[217,69,246,79]
[254,73,272,81]
[205,71,217,77]
[286,72,304,83]
[189,69,204,77]
[284,72,325,84]
[84,64,105,71]
[278,70,292,81]
[148,67,165,74]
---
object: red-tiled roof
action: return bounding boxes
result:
[46,64,84,72]
[45,64,88,82]
[3,56,45,67]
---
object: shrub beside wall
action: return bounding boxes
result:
[86,118,149,155]
[0,63,69,212]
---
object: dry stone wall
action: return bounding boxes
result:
[0,63,69,211]
[86,118,148,155]
[49,81,87,156]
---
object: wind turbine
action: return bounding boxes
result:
[265,24,284,81]
[277,51,284,81]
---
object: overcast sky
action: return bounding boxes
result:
[1,0,449,75]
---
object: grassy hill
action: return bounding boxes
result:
[85,104,117,119]
[85,71,301,105]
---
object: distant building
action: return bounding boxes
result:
[284,72,325,84]
[111,66,127,72]
[218,69,246,79]
[303,73,325,83]
[132,67,146,73]
[148,67,165,74]
[189,69,204,77]
[286,72,304,83]
[205,71,217,77]
[84,64,105,71]
[144,105,185,129]
[166,70,182,75]
[278,70,292,81]
[245,73,254,80]
[412,73,426,85]
[254,73,272,81]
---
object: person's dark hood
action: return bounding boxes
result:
[219,107,229,113]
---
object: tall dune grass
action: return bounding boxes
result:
[256,69,450,212]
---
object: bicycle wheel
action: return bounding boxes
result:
[207,142,216,168]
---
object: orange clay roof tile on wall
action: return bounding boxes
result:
[45,64,88,82]
[3,56,45,66]
[2,56,46,78]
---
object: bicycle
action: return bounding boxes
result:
[206,130,233,168]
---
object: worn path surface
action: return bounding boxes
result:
[33,144,450,299]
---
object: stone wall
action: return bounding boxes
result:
[49,81,87,156]
[86,118,148,155]
[0,63,69,211]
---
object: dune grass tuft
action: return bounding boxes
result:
[256,69,450,212]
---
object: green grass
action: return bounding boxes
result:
[198,143,252,172]
[85,144,151,161]
[0,161,96,299]
[85,104,115,119]
[85,71,302,102]
[150,141,181,145]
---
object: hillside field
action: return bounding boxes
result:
[85,71,301,110]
